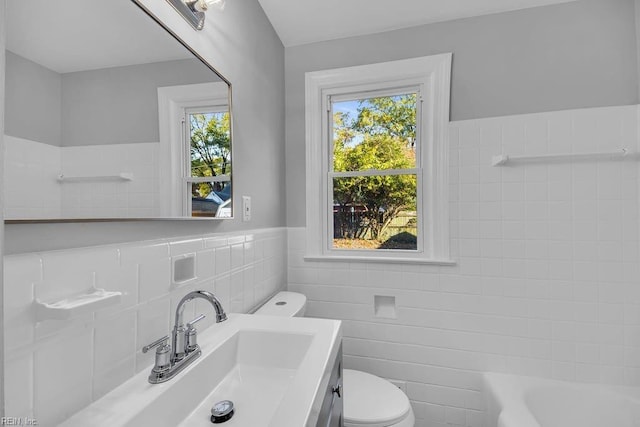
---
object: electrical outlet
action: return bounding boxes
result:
[242,196,251,222]
[388,379,407,394]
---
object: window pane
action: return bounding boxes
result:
[332,93,417,172]
[190,181,231,218]
[332,174,417,250]
[189,111,231,178]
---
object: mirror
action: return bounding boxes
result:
[4,0,233,222]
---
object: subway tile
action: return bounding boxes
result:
[458,123,480,148]
[93,311,136,400]
[4,255,39,351]
[196,249,216,281]
[169,238,204,256]
[204,236,229,249]
[94,310,136,375]
[5,354,34,416]
[34,329,93,425]
[94,261,138,318]
[39,247,119,303]
[5,229,288,425]
[12,100,640,426]
[214,274,232,311]
[93,357,136,401]
[215,246,232,277]
[138,257,171,302]
[243,266,256,312]
[136,297,171,371]
[230,270,245,313]
[120,241,169,266]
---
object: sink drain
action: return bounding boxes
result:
[210,400,234,424]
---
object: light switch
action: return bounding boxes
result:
[242,196,251,222]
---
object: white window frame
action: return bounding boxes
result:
[304,54,454,264]
[183,105,231,217]
[158,82,231,218]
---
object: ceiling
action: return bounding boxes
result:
[257,0,580,47]
[6,0,191,74]
[6,0,582,72]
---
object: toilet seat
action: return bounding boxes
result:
[343,369,413,427]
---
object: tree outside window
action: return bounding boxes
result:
[332,93,418,250]
[187,109,231,217]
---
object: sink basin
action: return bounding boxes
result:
[177,330,314,427]
[61,314,342,427]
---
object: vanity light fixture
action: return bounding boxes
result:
[166,0,225,31]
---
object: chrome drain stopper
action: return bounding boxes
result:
[210,400,234,424]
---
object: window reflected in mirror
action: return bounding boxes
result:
[187,108,231,217]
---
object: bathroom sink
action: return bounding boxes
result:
[176,330,314,426]
[61,314,342,427]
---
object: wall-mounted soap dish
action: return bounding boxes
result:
[35,287,122,321]
[172,253,197,287]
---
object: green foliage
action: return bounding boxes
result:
[333,94,417,241]
[190,111,231,197]
[353,94,417,140]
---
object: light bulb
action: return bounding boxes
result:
[193,0,225,12]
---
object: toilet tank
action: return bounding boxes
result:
[254,291,307,317]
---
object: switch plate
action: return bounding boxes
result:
[242,196,251,222]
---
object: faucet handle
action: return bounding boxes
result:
[142,335,170,353]
[187,314,206,329]
[185,314,205,353]
[142,335,171,374]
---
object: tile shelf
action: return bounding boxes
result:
[57,173,134,182]
[491,148,631,166]
[35,288,122,320]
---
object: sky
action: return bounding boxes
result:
[332,100,363,147]
[333,99,360,119]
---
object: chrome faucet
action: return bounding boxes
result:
[142,290,227,384]
[172,290,227,361]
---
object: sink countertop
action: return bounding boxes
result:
[61,314,342,427]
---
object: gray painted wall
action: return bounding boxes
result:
[636,0,640,101]
[6,53,217,147]
[284,0,640,227]
[62,58,216,146]
[0,0,6,416]
[5,0,286,254]
[5,51,62,146]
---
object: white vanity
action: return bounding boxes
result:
[61,313,342,427]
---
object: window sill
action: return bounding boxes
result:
[303,255,457,266]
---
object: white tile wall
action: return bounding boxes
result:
[60,142,160,218]
[4,136,62,219]
[288,105,640,427]
[4,227,286,425]
[4,138,161,219]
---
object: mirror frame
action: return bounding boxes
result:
[4,0,234,224]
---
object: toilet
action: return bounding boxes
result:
[254,291,415,427]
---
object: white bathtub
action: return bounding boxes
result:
[483,373,640,427]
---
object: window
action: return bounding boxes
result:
[305,54,453,264]
[157,82,232,218]
[331,90,419,251]
[184,107,231,217]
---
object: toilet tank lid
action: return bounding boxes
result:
[343,369,411,426]
[254,291,306,317]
